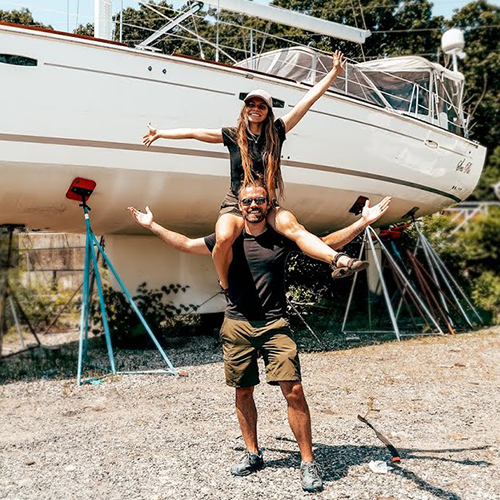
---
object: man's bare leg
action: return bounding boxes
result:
[235,386,259,454]
[232,386,264,476]
[279,381,314,462]
[280,381,323,492]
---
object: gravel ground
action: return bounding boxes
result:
[1,328,499,500]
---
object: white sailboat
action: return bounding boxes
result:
[0,1,486,310]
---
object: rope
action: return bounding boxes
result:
[286,297,327,350]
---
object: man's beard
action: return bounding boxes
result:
[244,207,267,223]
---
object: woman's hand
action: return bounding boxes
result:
[143,123,159,147]
[128,205,154,229]
[332,49,346,72]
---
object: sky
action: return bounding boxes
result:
[1,0,499,32]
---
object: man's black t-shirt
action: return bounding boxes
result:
[221,118,286,196]
[204,227,298,321]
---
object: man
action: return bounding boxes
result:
[128,185,391,492]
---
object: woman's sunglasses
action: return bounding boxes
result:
[240,197,268,206]
[245,101,268,111]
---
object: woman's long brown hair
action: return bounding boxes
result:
[235,104,284,201]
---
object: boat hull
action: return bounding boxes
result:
[0,24,486,236]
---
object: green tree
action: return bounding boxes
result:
[271,0,445,61]
[450,1,500,199]
[0,7,52,29]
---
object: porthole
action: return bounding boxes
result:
[0,54,37,66]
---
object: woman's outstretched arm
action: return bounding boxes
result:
[281,49,346,134]
[143,123,223,147]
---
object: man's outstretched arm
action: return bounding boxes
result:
[322,197,392,249]
[127,206,210,256]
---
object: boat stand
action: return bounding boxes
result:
[411,222,483,328]
[0,224,42,358]
[341,226,444,340]
[72,186,179,386]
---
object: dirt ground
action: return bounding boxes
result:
[1,328,499,500]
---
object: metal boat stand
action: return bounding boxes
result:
[341,225,444,341]
[75,195,180,386]
[0,224,42,358]
[410,222,483,329]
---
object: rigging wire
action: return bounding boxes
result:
[75,0,80,31]
[138,1,238,63]
[189,5,206,59]
[350,0,366,62]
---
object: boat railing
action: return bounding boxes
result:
[236,53,466,136]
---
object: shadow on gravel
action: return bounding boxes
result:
[0,335,223,385]
[252,438,492,499]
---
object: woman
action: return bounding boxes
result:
[143,50,367,290]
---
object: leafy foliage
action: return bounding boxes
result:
[5,281,78,335]
[449,1,500,199]
[0,7,52,28]
[90,282,200,348]
[472,271,500,323]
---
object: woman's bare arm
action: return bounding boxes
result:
[143,123,223,146]
[281,50,346,134]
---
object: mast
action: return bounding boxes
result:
[94,0,113,40]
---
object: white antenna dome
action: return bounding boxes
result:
[442,28,465,55]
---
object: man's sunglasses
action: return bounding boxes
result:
[240,197,268,206]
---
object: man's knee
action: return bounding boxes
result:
[236,386,255,401]
[281,381,308,408]
[215,225,240,250]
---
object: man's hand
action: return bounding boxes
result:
[128,205,154,229]
[143,123,159,147]
[332,49,346,72]
[361,196,392,226]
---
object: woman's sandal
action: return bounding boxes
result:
[330,252,369,280]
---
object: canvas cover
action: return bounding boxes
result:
[237,47,466,135]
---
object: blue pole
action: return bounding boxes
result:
[82,234,93,360]
[84,208,116,374]
[91,235,177,373]
[77,227,92,386]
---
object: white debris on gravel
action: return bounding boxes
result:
[1,329,500,499]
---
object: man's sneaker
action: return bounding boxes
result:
[231,450,264,476]
[300,461,323,492]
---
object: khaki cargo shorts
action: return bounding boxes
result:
[219,316,301,388]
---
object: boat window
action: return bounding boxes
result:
[361,71,431,116]
[0,54,37,66]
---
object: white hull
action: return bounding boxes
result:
[0,24,487,308]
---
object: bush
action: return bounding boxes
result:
[89,282,201,348]
[472,271,500,324]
